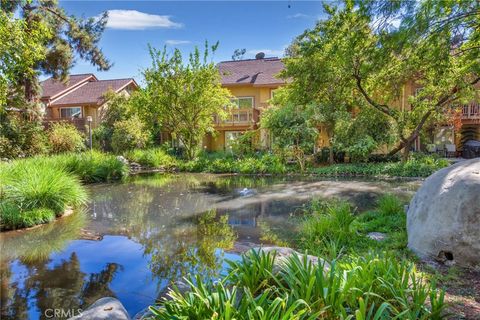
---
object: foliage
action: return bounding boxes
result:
[47,122,85,154]
[284,0,479,160]
[261,101,318,171]
[0,112,48,158]
[231,48,246,61]
[142,42,233,160]
[152,250,446,319]
[311,156,449,177]
[0,160,87,230]
[178,152,286,174]
[94,90,145,151]
[47,151,129,183]
[299,200,357,259]
[124,148,177,169]
[230,130,258,156]
[111,116,150,153]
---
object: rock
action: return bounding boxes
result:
[68,297,130,320]
[252,246,330,272]
[407,158,480,267]
[367,232,387,241]
[158,279,191,301]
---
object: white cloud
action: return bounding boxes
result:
[247,49,285,56]
[287,13,309,19]
[165,40,191,46]
[103,10,182,30]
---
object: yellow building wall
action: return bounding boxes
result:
[205,85,279,151]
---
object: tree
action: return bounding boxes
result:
[143,42,233,160]
[261,100,318,172]
[286,0,479,161]
[231,48,246,61]
[2,0,111,105]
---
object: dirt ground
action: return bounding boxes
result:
[437,266,480,320]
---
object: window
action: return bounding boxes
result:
[230,97,253,109]
[60,107,82,118]
[271,89,278,99]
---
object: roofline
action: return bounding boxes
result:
[218,57,281,64]
[45,74,98,100]
[221,82,285,87]
[49,78,139,107]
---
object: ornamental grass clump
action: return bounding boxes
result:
[0,160,87,230]
[124,148,177,169]
[151,251,446,319]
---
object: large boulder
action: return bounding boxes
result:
[68,297,130,320]
[407,158,480,267]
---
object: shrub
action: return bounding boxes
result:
[0,160,87,230]
[151,251,446,319]
[47,122,85,154]
[51,151,129,183]
[300,200,356,258]
[124,148,177,168]
[111,116,150,153]
[377,193,404,216]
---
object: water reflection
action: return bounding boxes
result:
[0,173,421,318]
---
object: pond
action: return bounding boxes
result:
[0,173,421,319]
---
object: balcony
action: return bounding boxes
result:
[462,103,480,124]
[43,117,87,131]
[214,109,259,127]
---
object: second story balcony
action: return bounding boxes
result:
[213,108,260,127]
[462,102,480,124]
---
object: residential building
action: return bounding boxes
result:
[203,56,286,151]
[40,74,138,131]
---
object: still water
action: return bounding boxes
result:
[0,173,421,319]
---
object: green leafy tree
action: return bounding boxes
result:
[285,0,479,161]
[143,42,233,160]
[2,0,111,104]
[111,116,150,153]
[261,101,318,172]
[231,48,246,61]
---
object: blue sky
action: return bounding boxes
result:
[60,1,325,84]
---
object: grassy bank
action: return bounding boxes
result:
[310,157,449,178]
[151,195,446,319]
[0,151,128,230]
[123,148,448,178]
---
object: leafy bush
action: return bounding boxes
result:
[377,193,404,216]
[124,148,177,168]
[47,122,85,154]
[151,250,446,319]
[0,160,87,230]
[49,151,129,183]
[111,116,150,153]
[311,155,449,177]
[300,200,357,258]
[177,152,286,174]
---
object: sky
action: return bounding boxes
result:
[59,1,326,84]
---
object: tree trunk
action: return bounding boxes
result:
[402,141,411,162]
[329,146,334,165]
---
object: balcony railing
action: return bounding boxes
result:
[43,117,87,131]
[214,109,257,126]
[462,103,480,123]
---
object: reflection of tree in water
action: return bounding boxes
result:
[145,209,236,284]
[88,174,237,283]
[1,253,120,320]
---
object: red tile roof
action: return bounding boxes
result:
[40,74,96,99]
[49,79,136,106]
[217,58,285,86]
